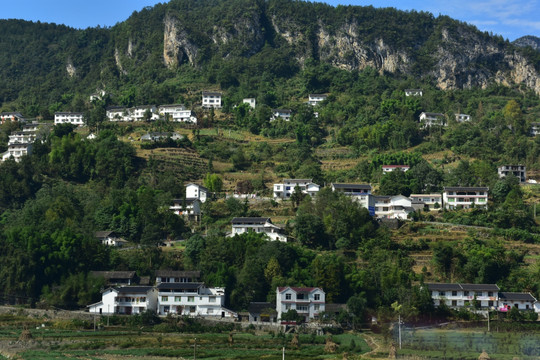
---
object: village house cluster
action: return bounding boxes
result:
[0,114,47,162]
[87,270,326,323]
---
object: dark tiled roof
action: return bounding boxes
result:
[460,284,500,291]
[309,94,328,97]
[232,217,271,225]
[116,286,153,294]
[94,231,116,238]
[278,286,323,293]
[272,109,292,113]
[283,179,313,183]
[426,283,463,291]
[331,183,372,190]
[248,302,276,314]
[421,112,444,117]
[202,91,222,96]
[156,282,203,290]
[91,271,135,279]
[186,183,209,192]
[499,292,537,302]
[155,270,201,278]
[139,276,151,286]
[444,187,489,192]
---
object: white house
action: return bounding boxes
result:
[273,179,320,199]
[95,231,127,247]
[405,89,423,97]
[8,131,36,145]
[1,143,32,162]
[419,112,445,127]
[308,94,328,106]
[158,105,197,123]
[185,183,209,203]
[270,109,292,121]
[88,286,158,315]
[229,217,287,242]
[170,198,202,221]
[54,112,84,126]
[374,195,418,220]
[156,282,235,317]
[498,165,526,183]
[443,187,488,210]
[242,98,256,109]
[426,283,499,309]
[382,165,410,174]
[331,183,374,215]
[202,91,222,108]
[410,194,442,211]
[531,122,540,136]
[498,292,539,313]
[90,90,106,102]
[106,107,129,121]
[131,106,159,121]
[155,270,201,284]
[455,113,471,122]
[0,112,25,124]
[276,287,325,322]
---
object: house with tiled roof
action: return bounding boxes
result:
[229,217,287,242]
[276,286,325,322]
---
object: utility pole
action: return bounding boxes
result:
[398,314,402,349]
[487,311,490,332]
[194,337,197,360]
[282,346,285,360]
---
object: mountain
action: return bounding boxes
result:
[1,0,540,115]
[513,35,540,51]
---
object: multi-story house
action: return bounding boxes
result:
[410,194,442,211]
[276,287,325,322]
[331,183,374,215]
[270,109,292,121]
[426,283,500,309]
[229,217,287,242]
[202,91,222,108]
[94,231,127,247]
[155,270,201,284]
[185,183,209,203]
[273,179,320,199]
[242,98,256,109]
[8,131,36,145]
[307,94,328,106]
[156,282,235,317]
[158,104,197,123]
[419,112,445,127]
[498,165,526,183]
[455,113,472,122]
[106,106,129,121]
[88,286,158,315]
[54,112,84,126]
[131,106,159,121]
[374,195,419,220]
[1,143,32,162]
[382,165,410,174]
[0,112,25,124]
[170,198,202,221]
[531,122,540,136]
[405,89,423,97]
[443,187,489,210]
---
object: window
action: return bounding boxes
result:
[285,293,292,300]
[285,304,291,310]
[208,308,214,314]
[488,301,493,307]
[188,296,194,302]
[451,300,457,306]
[464,291,469,296]
[175,297,181,302]
[452,291,457,296]
[439,291,446,296]
[488,291,493,296]
[314,304,320,311]
[162,296,168,302]
[314,294,320,301]
[209,297,216,303]
[297,306,308,312]
[297,294,305,300]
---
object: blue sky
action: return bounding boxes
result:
[1,0,539,41]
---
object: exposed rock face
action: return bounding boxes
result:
[114,48,127,75]
[127,38,134,58]
[66,59,76,78]
[163,15,199,68]
[513,35,540,51]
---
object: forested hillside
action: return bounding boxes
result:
[0,0,539,324]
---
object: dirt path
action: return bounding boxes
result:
[361,334,383,358]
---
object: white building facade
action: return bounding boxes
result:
[410,194,442,211]
[202,91,222,108]
[498,165,526,183]
[455,113,471,122]
[270,109,292,121]
[185,183,208,203]
[243,98,256,109]
[308,94,327,106]
[443,187,488,210]
[276,287,325,322]
[382,165,410,174]
[156,283,235,317]
[419,112,445,127]
[230,217,287,242]
[1,143,32,162]
[88,286,158,315]
[54,112,84,126]
[273,179,320,199]
[158,105,197,123]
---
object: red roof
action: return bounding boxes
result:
[278,286,320,293]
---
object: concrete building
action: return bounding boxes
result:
[273,179,320,199]
[276,287,325,323]
[443,187,488,210]
[498,165,526,183]
[229,217,287,242]
[202,91,222,108]
[54,112,84,126]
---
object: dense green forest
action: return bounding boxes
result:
[0,0,539,324]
